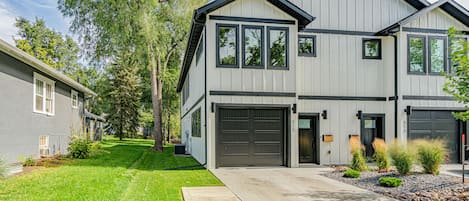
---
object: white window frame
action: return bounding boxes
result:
[71,90,79,109]
[33,72,55,116]
[39,135,49,148]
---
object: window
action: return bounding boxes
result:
[217,24,239,68]
[191,108,201,137]
[428,36,447,75]
[196,36,204,65]
[408,35,426,74]
[268,27,289,69]
[242,25,264,68]
[298,35,316,57]
[34,73,55,115]
[449,37,467,74]
[39,135,49,147]
[71,90,78,109]
[362,38,381,59]
[182,75,189,105]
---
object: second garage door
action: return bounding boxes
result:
[217,108,285,167]
[408,110,459,163]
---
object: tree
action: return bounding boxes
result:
[444,27,469,121]
[106,54,142,140]
[58,0,205,151]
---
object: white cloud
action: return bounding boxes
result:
[0,2,18,45]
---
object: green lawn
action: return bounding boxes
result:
[0,138,222,201]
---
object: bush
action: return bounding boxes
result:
[379,177,402,187]
[343,169,361,178]
[68,138,91,159]
[23,156,36,167]
[349,137,367,171]
[373,138,390,172]
[389,141,413,175]
[0,158,6,178]
[413,139,446,175]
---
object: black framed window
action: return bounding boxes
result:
[216,24,239,68]
[242,25,264,68]
[362,38,381,59]
[298,35,316,57]
[196,36,204,65]
[267,27,289,69]
[449,37,467,74]
[428,36,447,75]
[408,35,426,74]
[191,108,201,137]
[182,75,189,105]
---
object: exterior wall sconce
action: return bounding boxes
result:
[321,110,327,119]
[356,110,363,119]
[211,102,215,113]
[292,104,297,114]
[405,105,412,116]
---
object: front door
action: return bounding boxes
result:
[360,114,384,159]
[299,115,319,164]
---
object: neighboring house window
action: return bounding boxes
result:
[408,35,426,74]
[242,25,264,68]
[449,37,467,74]
[298,35,316,57]
[196,36,204,65]
[268,27,289,69]
[191,108,201,137]
[428,36,447,75]
[71,90,79,109]
[362,38,381,59]
[34,73,55,115]
[182,75,189,105]
[217,24,239,68]
[39,135,49,147]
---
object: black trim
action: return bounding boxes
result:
[216,24,239,68]
[210,15,295,25]
[298,96,387,101]
[404,0,429,10]
[302,29,375,36]
[388,96,397,101]
[204,30,208,165]
[360,113,386,142]
[362,38,382,60]
[298,35,316,57]
[402,95,455,101]
[428,36,448,75]
[403,27,469,35]
[267,26,289,70]
[182,94,205,119]
[407,34,427,75]
[242,25,265,69]
[392,35,398,139]
[210,90,296,97]
[409,106,467,111]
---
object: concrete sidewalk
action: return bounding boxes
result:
[182,186,240,201]
[211,167,396,201]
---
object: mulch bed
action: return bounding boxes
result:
[323,170,469,201]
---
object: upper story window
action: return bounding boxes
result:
[196,36,204,65]
[428,36,447,74]
[298,35,316,57]
[362,38,381,59]
[34,73,55,115]
[182,75,189,105]
[268,27,289,69]
[242,25,264,68]
[191,108,201,137]
[408,35,426,74]
[449,37,467,74]
[217,24,239,68]
[71,90,79,109]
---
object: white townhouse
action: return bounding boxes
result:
[176,0,469,169]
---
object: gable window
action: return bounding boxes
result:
[196,36,204,65]
[34,73,55,115]
[428,36,447,75]
[268,27,289,69]
[298,35,316,57]
[362,38,381,59]
[217,24,239,68]
[242,25,264,68]
[71,90,79,109]
[408,35,426,74]
[191,108,201,137]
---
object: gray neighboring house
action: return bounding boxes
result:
[0,39,96,164]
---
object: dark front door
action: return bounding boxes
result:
[299,115,319,164]
[361,114,385,159]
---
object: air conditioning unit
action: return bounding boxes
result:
[39,147,50,157]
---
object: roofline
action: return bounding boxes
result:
[405,0,430,10]
[0,39,97,96]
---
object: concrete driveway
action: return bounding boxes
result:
[211,167,395,201]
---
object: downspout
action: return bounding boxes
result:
[392,34,398,139]
[204,27,208,168]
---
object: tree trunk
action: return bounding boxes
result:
[150,48,163,152]
[167,112,171,143]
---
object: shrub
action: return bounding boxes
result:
[68,138,91,159]
[373,138,390,172]
[349,137,367,171]
[343,169,361,178]
[413,139,446,175]
[389,141,413,175]
[379,177,402,187]
[0,158,6,178]
[23,156,36,167]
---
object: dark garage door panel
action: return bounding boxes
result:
[217,108,285,167]
[409,111,459,163]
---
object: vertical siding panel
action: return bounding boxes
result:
[356,0,364,31]
[347,0,356,30]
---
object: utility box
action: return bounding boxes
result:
[174,144,186,155]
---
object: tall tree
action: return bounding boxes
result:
[444,27,469,121]
[106,55,142,140]
[58,0,205,151]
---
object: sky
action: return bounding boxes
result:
[0,0,467,45]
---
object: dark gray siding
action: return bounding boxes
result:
[0,52,84,163]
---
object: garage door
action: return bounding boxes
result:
[217,108,285,167]
[408,111,459,163]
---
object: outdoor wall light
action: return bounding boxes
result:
[405,105,412,116]
[321,110,327,119]
[356,110,363,119]
[292,104,297,114]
